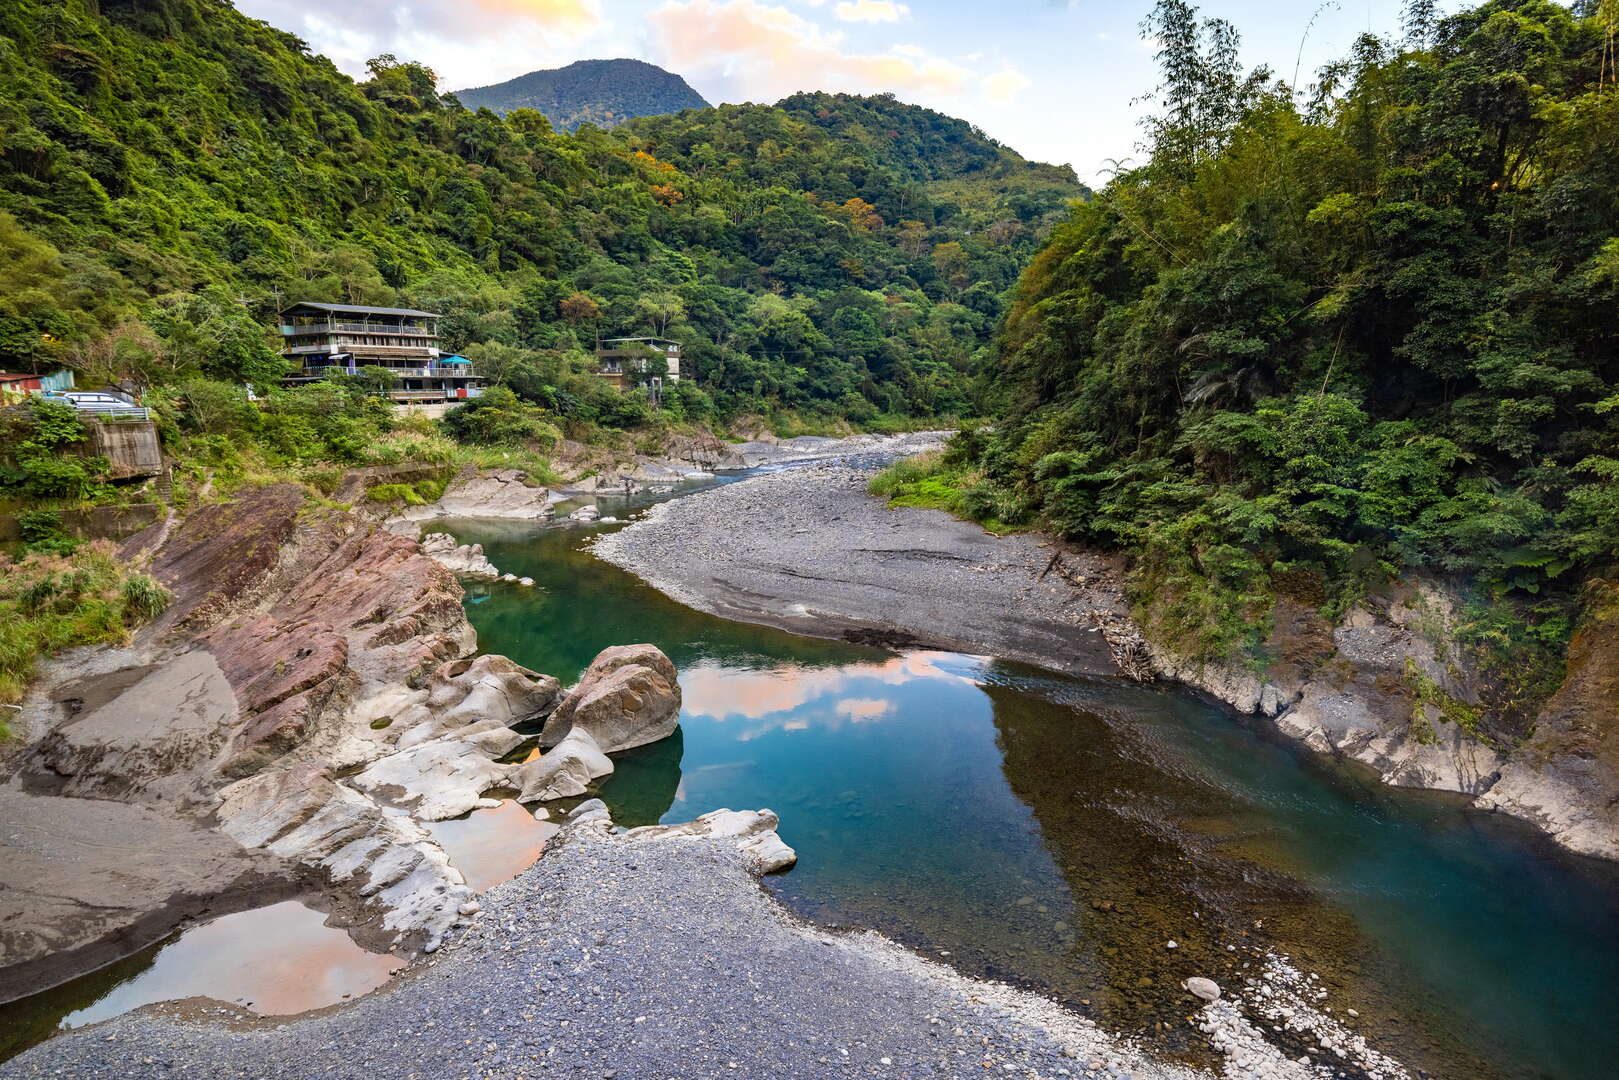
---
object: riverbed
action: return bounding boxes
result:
[6,459,1619,1079]
[439,480,1619,1080]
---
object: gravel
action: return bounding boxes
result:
[2,810,1210,1080]
[593,450,1131,678]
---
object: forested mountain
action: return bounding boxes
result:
[453,58,710,131]
[0,0,1085,425]
[921,0,1619,700]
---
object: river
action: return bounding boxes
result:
[7,467,1619,1079]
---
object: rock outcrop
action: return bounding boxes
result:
[515,644,682,802]
[1,483,572,988]
[1150,584,1506,797]
[419,532,499,577]
[1148,575,1619,860]
[1478,580,1619,860]
[391,468,558,523]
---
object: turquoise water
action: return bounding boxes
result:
[452,513,1619,1080]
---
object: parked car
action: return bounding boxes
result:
[41,389,149,419]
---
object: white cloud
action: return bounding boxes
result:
[982,66,1032,104]
[833,0,909,23]
[648,0,969,103]
[236,0,604,89]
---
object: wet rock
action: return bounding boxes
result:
[541,644,680,753]
[1183,977,1221,1001]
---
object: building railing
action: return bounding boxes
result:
[283,343,437,357]
[66,402,151,421]
[297,364,478,379]
[281,322,437,336]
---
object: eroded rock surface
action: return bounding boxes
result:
[419,532,499,577]
[515,644,683,803]
[540,643,681,753]
[1151,586,1506,797]
[1479,580,1619,859]
[1,484,567,988]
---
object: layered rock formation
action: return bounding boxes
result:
[1,485,681,996]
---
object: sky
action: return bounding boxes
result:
[235,0,1416,184]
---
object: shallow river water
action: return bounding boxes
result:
[446,500,1619,1080]
[6,470,1618,1079]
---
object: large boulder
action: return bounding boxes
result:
[541,644,680,753]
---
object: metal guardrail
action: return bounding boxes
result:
[69,403,150,421]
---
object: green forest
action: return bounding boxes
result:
[0,0,1083,434]
[878,0,1619,709]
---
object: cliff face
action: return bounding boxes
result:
[0,485,559,994]
[1152,578,1618,860]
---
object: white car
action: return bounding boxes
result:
[43,389,148,418]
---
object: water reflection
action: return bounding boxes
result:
[0,901,401,1058]
[427,800,558,892]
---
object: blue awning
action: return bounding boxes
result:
[440,355,471,365]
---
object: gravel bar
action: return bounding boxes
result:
[593,455,1131,678]
[3,809,1209,1080]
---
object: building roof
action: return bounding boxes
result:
[280,301,441,318]
[599,337,681,346]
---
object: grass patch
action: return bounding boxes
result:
[867,450,1024,535]
[0,543,171,728]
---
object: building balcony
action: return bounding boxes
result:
[282,343,438,358]
[294,364,479,380]
[280,322,438,337]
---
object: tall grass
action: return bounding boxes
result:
[0,543,171,729]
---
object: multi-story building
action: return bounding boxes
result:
[278,301,485,403]
[594,337,682,389]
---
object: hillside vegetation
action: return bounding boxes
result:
[891,0,1619,706]
[454,58,710,131]
[0,0,1085,433]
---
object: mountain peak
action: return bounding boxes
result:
[453,59,709,131]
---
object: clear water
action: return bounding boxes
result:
[451,514,1619,1080]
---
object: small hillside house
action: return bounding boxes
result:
[279,301,485,403]
[594,337,682,389]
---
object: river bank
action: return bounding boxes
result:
[592,454,1619,865]
[593,462,1134,678]
[1,801,1394,1080]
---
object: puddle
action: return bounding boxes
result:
[427,799,558,892]
[1,901,401,1061]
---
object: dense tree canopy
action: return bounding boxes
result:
[942,0,1619,669]
[0,0,1086,427]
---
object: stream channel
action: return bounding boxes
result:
[6,461,1619,1079]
